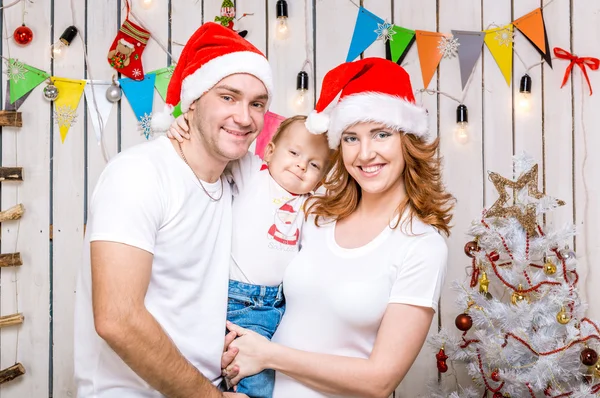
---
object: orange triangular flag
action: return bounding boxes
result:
[415,30,450,88]
[513,8,552,67]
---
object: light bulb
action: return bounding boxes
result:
[292,89,309,114]
[518,92,531,112]
[275,18,289,40]
[51,41,66,59]
[454,122,469,144]
[140,0,153,9]
[50,26,78,60]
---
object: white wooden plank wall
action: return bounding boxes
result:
[0,0,597,397]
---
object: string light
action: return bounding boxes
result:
[455,104,469,144]
[518,74,532,112]
[291,71,309,114]
[275,0,290,40]
[51,26,78,60]
[140,0,154,9]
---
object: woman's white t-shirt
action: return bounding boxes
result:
[271,214,448,397]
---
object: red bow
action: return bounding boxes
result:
[554,47,600,95]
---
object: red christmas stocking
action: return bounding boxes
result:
[107,18,150,81]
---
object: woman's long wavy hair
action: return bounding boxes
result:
[305,132,456,236]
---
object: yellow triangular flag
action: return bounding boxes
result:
[51,77,87,143]
[484,24,513,86]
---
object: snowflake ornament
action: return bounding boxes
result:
[374,22,395,43]
[54,105,77,129]
[512,151,536,177]
[438,35,459,59]
[495,27,513,47]
[132,68,142,78]
[4,59,28,83]
[138,113,153,139]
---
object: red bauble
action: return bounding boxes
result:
[455,313,473,331]
[464,241,479,257]
[493,393,503,398]
[436,360,448,373]
[581,348,598,366]
[436,348,448,373]
[489,251,500,262]
[491,369,500,382]
[13,24,33,46]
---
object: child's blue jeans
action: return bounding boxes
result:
[226,280,285,398]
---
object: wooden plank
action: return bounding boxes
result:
[0,363,25,385]
[51,0,87,395]
[0,0,51,396]
[0,204,25,223]
[392,1,439,396]
[573,0,600,321]
[0,168,23,182]
[0,314,24,329]
[0,254,22,268]
[0,111,22,127]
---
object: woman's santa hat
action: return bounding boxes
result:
[305,57,428,149]
[151,22,273,132]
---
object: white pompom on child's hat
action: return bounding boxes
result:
[305,57,429,149]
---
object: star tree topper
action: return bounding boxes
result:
[485,164,565,235]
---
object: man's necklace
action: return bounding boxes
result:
[177,141,223,202]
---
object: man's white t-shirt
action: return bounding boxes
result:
[228,153,308,286]
[271,215,448,397]
[74,136,232,397]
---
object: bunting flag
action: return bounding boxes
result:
[415,30,449,89]
[346,7,384,62]
[119,74,157,139]
[452,30,485,90]
[52,77,87,143]
[83,81,115,144]
[387,26,416,65]
[484,24,514,86]
[149,65,175,101]
[6,59,50,105]
[255,111,285,159]
[513,8,552,67]
[4,80,33,111]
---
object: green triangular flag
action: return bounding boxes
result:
[389,26,416,65]
[7,59,50,104]
[173,102,182,118]
[149,65,175,101]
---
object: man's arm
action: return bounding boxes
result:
[91,241,224,398]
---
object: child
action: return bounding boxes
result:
[168,114,331,398]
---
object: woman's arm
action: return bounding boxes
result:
[228,303,434,398]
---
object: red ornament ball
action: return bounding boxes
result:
[491,369,500,382]
[13,24,33,46]
[455,313,473,331]
[581,348,598,366]
[493,393,503,398]
[489,251,500,262]
[464,241,479,258]
[436,360,448,373]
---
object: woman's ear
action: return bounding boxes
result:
[263,142,276,163]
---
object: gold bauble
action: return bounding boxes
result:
[543,260,557,275]
[511,284,529,305]
[479,270,490,294]
[556,307,571,325]
[595,362,600,378]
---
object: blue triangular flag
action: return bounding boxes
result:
[119,74,157,139]
[346,7,384,62]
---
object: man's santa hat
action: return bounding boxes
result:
[305,57,428,149]
[151,22,273,132]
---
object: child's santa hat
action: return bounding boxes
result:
[305,57,428,149]
[151,22,273,132]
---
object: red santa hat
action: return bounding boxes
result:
[305,57,428,149]
[151,22,273,132]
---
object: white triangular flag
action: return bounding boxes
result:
[84,81,115,144]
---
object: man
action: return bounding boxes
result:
[74,22,273,398]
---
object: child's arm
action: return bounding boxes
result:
[167,114,190,142]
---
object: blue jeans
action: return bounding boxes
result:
[226,280,285,398]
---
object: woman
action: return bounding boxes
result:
[223,57,455,398]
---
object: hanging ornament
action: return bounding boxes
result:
[556,306,571,325]
[594,362,600,378]
[491,369,500,382]
[560,248,576,261]
[489,251,500,262]
[581,348,598,366]
[478,270,492,299]
[510,284,529,305]
[436,347,448,373]
[13,24,33,46]
[105,76,122,103]
[455,313,472,331]
[43,82,59,101]
[493,393,504,398]
[543,260,557,275]
[438,35,459,59]
[464,240,479,257]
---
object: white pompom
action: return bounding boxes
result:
[305,110,330,135]
[151,105,175,133]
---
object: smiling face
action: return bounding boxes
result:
[263,120,331,195]
[189,73,269,162]
[340,121,406,197]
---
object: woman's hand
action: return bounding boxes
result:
[224,321,273,385]
[167,113,190,142]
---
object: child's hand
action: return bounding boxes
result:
[167,113,190,143]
